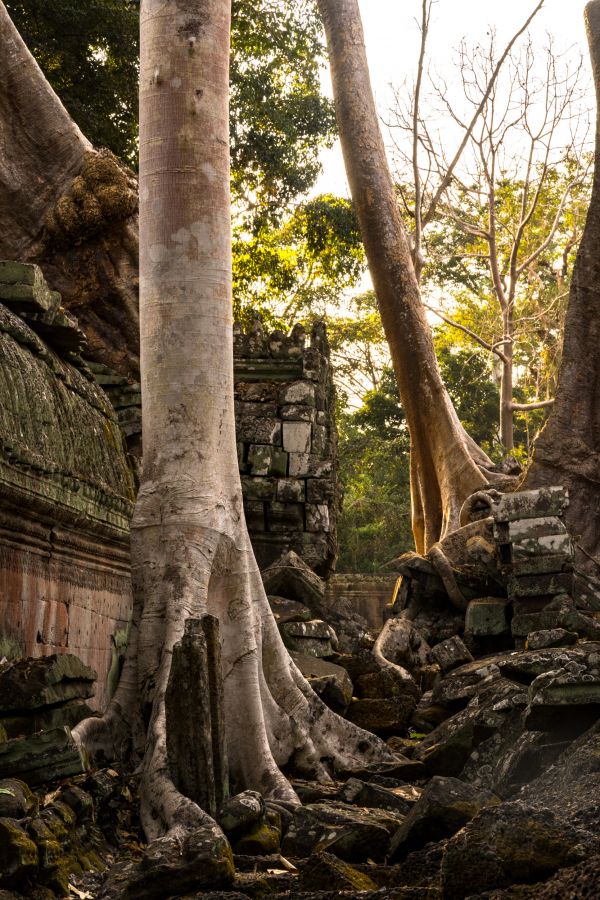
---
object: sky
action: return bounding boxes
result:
[317,0,594,195]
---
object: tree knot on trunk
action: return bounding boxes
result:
[44,149,138,246]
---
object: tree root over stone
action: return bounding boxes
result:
[73,512,397,847]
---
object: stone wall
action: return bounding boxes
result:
[324,574,399,631]
[98,319,340,576]
[0,263,135,709]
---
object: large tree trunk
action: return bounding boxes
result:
[0,2,140,378]
[525,0,600,576]
[317,0,506,552]
[74,0,394,841]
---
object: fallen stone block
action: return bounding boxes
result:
[281,802,400,862]
[345,697,417,735]
[0,727,87,785]
[430,636,473,674]
[337,777,414,817]
[440,801,589,899]
[389,775,497,861]
[0,655,96,713]
[291,653,353,711]
[261,550,325,608]
[0,780,37,820]
[526,628,578,650]
[298,851,378,893]
[218,791,265,838]
[268,596,312,626]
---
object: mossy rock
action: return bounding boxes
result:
[298,851,379,892]
[233,821,280,856]
[0,817,39,889]
[0,779,38,819]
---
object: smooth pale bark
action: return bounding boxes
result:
[317,0,505,552]
[0,2,139,378]
[75,0,394,841]
[525,0,600,574]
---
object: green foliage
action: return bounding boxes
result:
[435,343,499,452]
[7,0,336,225]
[230,1,336,229]
[6,0,139,164]
[337,371,413,574]
[233,196,365,326]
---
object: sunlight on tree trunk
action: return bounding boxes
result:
[526,0,600,576]
[74,0,395,841]
[316,0,511,552]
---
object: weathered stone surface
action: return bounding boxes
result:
[465,597,510,637]
[261,550,325,607]
[298,851,378,893]
[282,802,401,862]
[232,820,280,856]
[279,380,316,406]
[165,617,228,818]
[237,417,281,445]
[282,421,312,454]
[1,700,94,740]
[218,792,265,837]
[247,444,273,476]
[337,777,414,817]
[389,776,497,861]
[430,637,473,674]
[0,727,87,785]
[98,824,234,899]
[269,501,305,531]
[492,486,569,523]
[267,596,312,625]
[306,503,330,533]
[0,654,96,713]
[291,653,353,711]
[0,817,38,889]
[345,697,417,735]
[0,780,37,820]
[440,801,589,898]
[526,628,579,650]
[276,478,305,503]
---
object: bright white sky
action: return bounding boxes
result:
[317,0,593,195]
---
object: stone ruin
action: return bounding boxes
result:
[0,261,339,705]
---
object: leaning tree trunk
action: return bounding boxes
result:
[75,0,394,841]
[525,0,600,575]
[0,1,139,378]
[317,0,505,552]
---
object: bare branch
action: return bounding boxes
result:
[424,303,509,363]
[510,399,555,410]
[422,0,546,228]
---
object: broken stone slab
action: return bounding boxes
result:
[267,596,312,625]
[526,628,579,650]
[465,597,510,637]
[98,824,234,899]
[492,486,569,523]
[430,636,473,674]
[334,757,426,783]
[336,777,415,817]
[525,663,600,731]
[0,727,87,786]
[280,620,336,658]
[440,801,589,898]
[290,653,353,711]
[388,776,498,861]
[1,700,94,740]
[0,655,96,713]
[298,851,379,893]
[509,571,573,599]
[261,550,325,608]
[281,802,401,862]
[0,261,58,315]
[345,695,418,736]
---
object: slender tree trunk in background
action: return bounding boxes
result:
[317,0,506,552]
[500,311,515,452]
[74,0,394,840]
[0,1,140,378]
[526,0,600,575]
